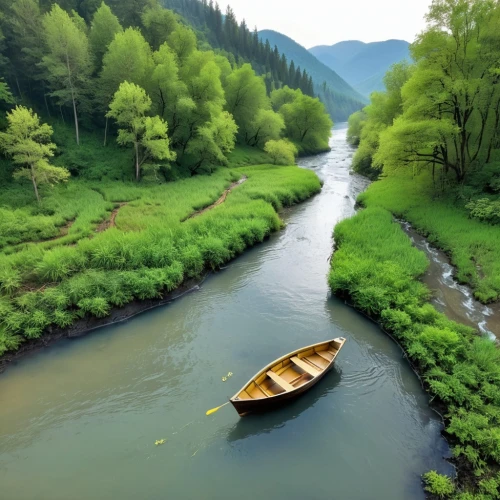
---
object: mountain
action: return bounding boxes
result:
[258,30,367,121]
[309,40,410,97]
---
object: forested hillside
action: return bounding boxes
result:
[259,30,366,121]
[162,0,365,121]
[0,0,332,357]
[162,0,316,97]
[310,40,410,97]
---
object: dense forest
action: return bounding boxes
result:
[0,0,333,185]
[340,1,500,497]
[348,0,500,205]
[0,0,332,357]
[162,0,365,121]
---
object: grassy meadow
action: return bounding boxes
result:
[0,154,321,356]
[358,172,500,304]
[329,207,500,497]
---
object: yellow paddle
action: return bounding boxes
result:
[206,402,230,416]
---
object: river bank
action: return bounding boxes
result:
[329,204,500,497]
[0,124,451,500]
[358,173,500,304]
[0,163,321,362]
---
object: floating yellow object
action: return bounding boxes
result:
[227,372,233,377]
[222,376,227,382]
[206,402,230,416]
[155,439,166,446]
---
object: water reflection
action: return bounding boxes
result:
[227,368,342,443]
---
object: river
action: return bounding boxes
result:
[0,124,452,500]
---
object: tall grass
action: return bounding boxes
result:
[330,207,500,498]
[0,163,321,355]
[359,172,500,303]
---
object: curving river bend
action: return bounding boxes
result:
[0,124,452,500]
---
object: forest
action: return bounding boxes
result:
[336,0,500,497]
[0,0,332,356]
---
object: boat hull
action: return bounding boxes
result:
[230,338,345,417]
[230,363,334,416]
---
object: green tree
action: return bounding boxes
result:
[107,81,175,181]
[0,106,69,202]
[270,85,297,111]
[224,63,269,142]
[264,139,297,165]
[150,42,184,120]
[279,91,333,153]
[174,50,225,161]
[347,111,366,146]
[375,0,500,183]
[245,109,284,147]
[0,81,14,105]
[167,25,197,63]
[185,110,237,174]
[141,3,178,50]
[41,4,92,145]
[88,2,122,71]
[98,27,153,144]
[9,0,46,91]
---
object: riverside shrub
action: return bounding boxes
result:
[0,164,321,355]
[329,206,500,497]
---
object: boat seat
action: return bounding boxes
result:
[266,370,295,392]
[316,351,333,362]
[291,356,319,377]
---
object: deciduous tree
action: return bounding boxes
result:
[88,2,122,71]
[41,4,92,145]
[0,106,69,202]
[107,81,175,181]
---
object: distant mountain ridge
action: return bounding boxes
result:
[309,40,410,96]
[258,29,367,121]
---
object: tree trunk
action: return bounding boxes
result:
[44,93,51,118]
[134,142,140,181]
[104,116,108,147]
[30,165,40,204]
[59,105,65,124]
[66,53,80,145]
[72,94,80,146]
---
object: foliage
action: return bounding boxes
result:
[353,1,500,184]
[0,106,69,202]
[0,162,321,354]
[271,86,333,154]
[349,61,413,178]
[346,110,365,146]
[329,205,500,497]
[264,139,297,166]
[422,471,455,498]
[107,81,175,180]
[358,173,500,303]
[88,1,122,71]
[41,4,92,145]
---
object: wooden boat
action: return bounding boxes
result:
[230,337,346,416]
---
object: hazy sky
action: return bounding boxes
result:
[219,0,433,48]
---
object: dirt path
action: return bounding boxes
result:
[184,176,247,221]
[95,203,128,233]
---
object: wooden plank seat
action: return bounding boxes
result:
[266,370,295,392]
[291,356,320,376]
[316,351,333,362]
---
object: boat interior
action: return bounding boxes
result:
[236,340,343,401]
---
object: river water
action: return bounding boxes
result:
[0,124,452,500]
[401,223,500,340]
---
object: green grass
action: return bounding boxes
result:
[358,172,500,303]
[329,207,500,498]
[0,162,321,356]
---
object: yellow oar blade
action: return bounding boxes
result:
[206,402,229,416]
